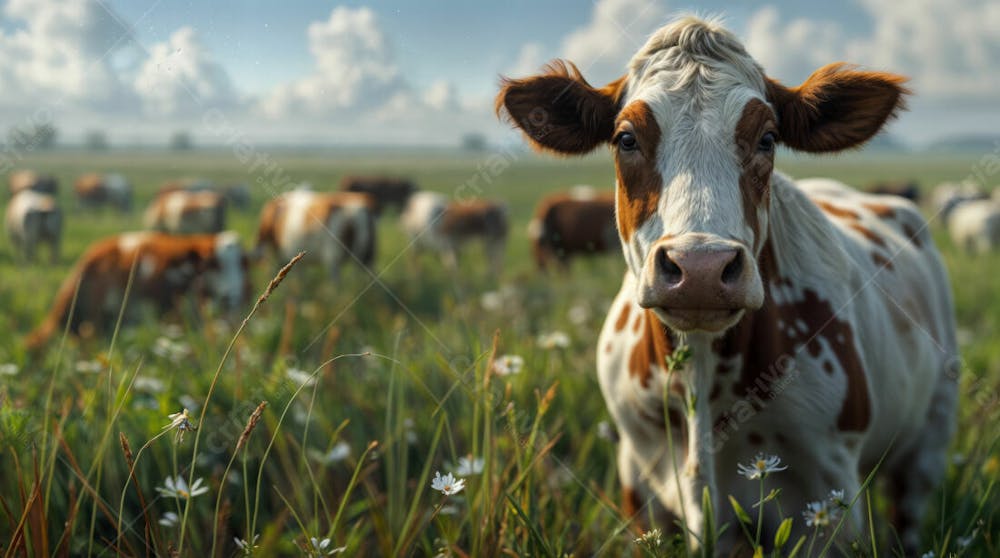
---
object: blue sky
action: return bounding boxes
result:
[0,0,995,147]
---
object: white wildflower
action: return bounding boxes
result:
[737,453,788,480]
[234,534,260,554]
[286,367,316,387]
[307,537,345,556]
[158,511,179,527]
[164,408,197,442]
[537,331,571,349]
[431,471,466,496]
[0,363,18,376]
[134,376,165,394]
[802,500,839,527]
[828,488,847,508]
[455,456,484,476]
[75,360,104,374]
[156,475,208,500]
[567,303,590,325]
[320,441,351,464]
[492,354,524,376]
[480,290,503,311]
[152,337,191,360]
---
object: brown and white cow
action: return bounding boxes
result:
[145,190,227,234]
[255,190,376,278]
[5,190,61,263]
[400,191,508,274]
[9,170,58,196]
[529,187,618,270]
[26,231,250,350]
[339,175,416,215]
[74,173,133,211]
[497,16,957,554]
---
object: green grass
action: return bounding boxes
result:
[0,148,996,556]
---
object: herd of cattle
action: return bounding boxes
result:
[5,167,998,352]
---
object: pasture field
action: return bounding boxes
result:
[0,148,997,556]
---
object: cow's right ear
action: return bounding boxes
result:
[496,60,625,155]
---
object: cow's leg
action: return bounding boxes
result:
[617,438,676,534]
[887,367,957,555]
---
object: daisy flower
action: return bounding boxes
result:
[158,511,179,527]
[492,354,524,376]
[802,500,839,527]
[234,534,260,554]
[455,455,484,476]
[156,475,208,500]
[737,453,787,480]
[431,471,466,496]
[307,537,345,556]
[828,488,848,508]
[537,331,571,349]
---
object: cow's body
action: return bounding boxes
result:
[497,16,957,554]
[864,180,920,203]
[948,198,1000,253]
[74,173,133,211]
[255,190,376,277]
[163,179,251,211]
[932,181,986,225]
[9,170,58,196]
[27,231,249,349]
[339,175,415,214]
[401,192,508,274]
[5,190,61,262]
[529,188,618,270]
[145,190,227,234]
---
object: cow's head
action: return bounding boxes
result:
[497,16,907,333]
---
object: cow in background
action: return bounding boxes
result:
[340,175,416,214]
[400,192,508,274]
[5,190,61,263]
[864,180,920,203]
[932,181,987,225]
[255,190,376,278]
[160,179,252,211]
[9,170,58,196]
[145,190,227,234]
[530,187,618,270]
[26,231,250,350]
[74,173,133,211]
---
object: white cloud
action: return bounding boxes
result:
[560,0,667,84]
[134,26,239,116]
[259,6,405,118]
[743,6,845,85]
[0,0,136,111]
[505,42,545,78]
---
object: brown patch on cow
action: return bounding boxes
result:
[632,312,643,333]
[765,63,909,153]
[614,101,663,241]
[871,252,894,270]
[747,432,764,446]
[440,200,508,240]
[628,309,674,388]
[621,486,641,518]
[734,99,777,244]
[815,200,860,221]
[713,240,871,433]
[901,223,922,248]
[605,342,613,354]
[614,304,631,332]
[862,202,896,219]
[847,222,886,247]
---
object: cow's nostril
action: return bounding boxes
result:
[721,251,743,285]
[657,249,683,285]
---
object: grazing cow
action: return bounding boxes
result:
[932,181,986,225]
[401,192,508,274]
[497,16,957,554]
[5,190,61,262]
[74,173,133,211]
[255,190,376,277]
[948,199,1000,253]
[9,170,58,195]
[145,190,227,234]
[164,179,252,211]
[26,231,250,350]
[864,180,920,203]
[529,187,618,270]
[339,175,416,214]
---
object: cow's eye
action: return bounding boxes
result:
[617,132,638,153]
[757,131,777,153]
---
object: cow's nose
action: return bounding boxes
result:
[640,242,748,310]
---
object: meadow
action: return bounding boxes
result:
[0,147,997,556]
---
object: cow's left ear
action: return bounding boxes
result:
[766,63,909,153]
[496,60,626,155]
